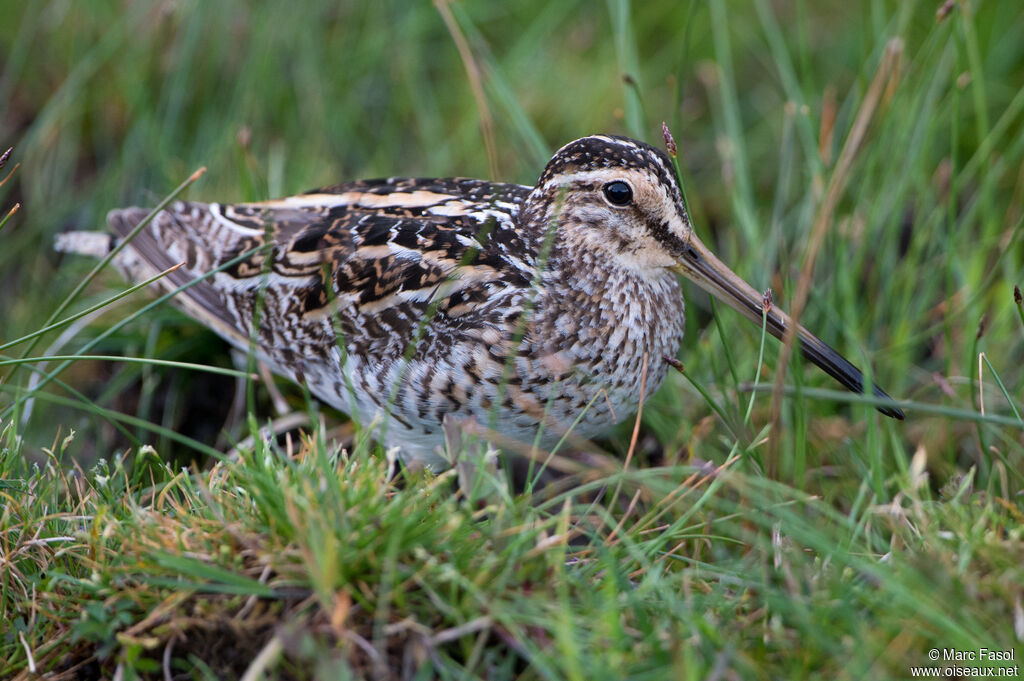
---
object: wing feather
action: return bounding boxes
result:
[101,179,534,367]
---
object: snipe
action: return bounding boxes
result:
[57,135,902,468]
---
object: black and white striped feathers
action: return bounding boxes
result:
[57,134,902,466]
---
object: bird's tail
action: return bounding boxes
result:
[55,205,247,346]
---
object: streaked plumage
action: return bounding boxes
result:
[57,135,901,468]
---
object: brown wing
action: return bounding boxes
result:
[105,178,535,361]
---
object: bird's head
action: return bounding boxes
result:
[530,135,693,273]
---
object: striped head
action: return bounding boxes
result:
[527,135,694,274]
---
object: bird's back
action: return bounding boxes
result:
[59,178,545,465]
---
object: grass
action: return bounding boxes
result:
[2,0,1024,678]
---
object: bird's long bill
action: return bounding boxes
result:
[671,235,904,419]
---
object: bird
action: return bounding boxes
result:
[56,134,903,469]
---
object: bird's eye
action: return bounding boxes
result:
[602,181,633,207]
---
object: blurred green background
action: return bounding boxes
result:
[3,1,1024,677]
[2,0,1023,489]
